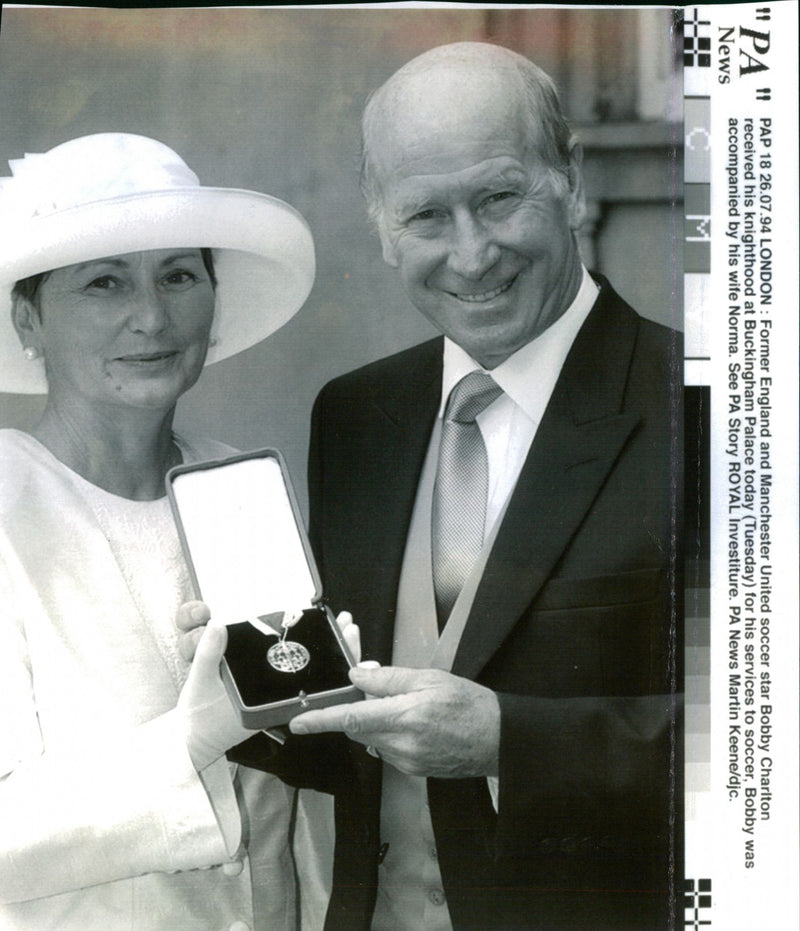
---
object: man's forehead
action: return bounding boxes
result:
[371,70,539,177]
[381,61,520,131]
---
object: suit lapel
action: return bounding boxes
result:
[355,339,442,663]
[452,283,644,679]
[334,342,443,820]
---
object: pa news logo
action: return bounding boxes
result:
[718,7,772,100]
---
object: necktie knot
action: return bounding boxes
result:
[446,371,502,424]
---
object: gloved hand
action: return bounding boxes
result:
[175,600,362,769]
[176,621,254,771]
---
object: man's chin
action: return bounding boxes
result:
[446,333,517,370]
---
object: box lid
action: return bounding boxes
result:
[168,450,320,625]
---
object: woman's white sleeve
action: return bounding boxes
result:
[0,572,241,904]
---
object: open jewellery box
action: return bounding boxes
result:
[167,448,361,729]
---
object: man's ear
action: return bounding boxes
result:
[11,295,43,352]
[565,140,587,230]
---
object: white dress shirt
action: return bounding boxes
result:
[440,265,599,536]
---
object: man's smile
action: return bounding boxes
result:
[444,277,516,304]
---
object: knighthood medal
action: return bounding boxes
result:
[250,610,311,673]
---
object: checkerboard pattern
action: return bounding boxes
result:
[683,9,712,68]
[684,878,712,927]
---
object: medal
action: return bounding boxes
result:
[267,638,311,673]
[250,610,310,673]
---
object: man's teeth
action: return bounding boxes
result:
[452,280,512,303]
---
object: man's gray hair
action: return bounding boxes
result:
[360,42,575,229]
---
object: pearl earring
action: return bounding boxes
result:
[209,337,218,348]
[23,346,41,361]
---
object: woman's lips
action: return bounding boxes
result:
[115,351,178,365]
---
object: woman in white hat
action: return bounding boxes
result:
[0,134,328,930]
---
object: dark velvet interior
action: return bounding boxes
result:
[224,607,352,707]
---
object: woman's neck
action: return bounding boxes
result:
[33,401,181,501]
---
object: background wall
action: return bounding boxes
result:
[0,7,682,514]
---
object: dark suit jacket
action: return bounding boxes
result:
[235,278,684,930]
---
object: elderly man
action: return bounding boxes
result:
[234,41,682,930]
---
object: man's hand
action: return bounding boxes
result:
[289,666,500,779]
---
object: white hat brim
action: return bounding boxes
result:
[0,187,315,394]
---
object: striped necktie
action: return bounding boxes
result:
[432,371,503,630]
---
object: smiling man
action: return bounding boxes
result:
[363,51,585,370]
[235,41,682,930]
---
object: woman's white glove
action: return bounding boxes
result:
[175,599,362,770]
[176,621,254,771]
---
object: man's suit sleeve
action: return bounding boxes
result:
[494,691,679,857]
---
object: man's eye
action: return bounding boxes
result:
[483,191,516,207]
[408,208,442,223]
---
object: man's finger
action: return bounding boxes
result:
[348,664,441,697]
[289,693,396,737]
[289,703,354,735]
[289,690,412,738]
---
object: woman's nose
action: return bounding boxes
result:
[128,284,169,335]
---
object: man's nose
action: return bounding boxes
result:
[127,284,169,335]
[446,212,500,280]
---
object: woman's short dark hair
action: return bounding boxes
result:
[10,270,51,310]
[200,248,217,288]
[11,247,217,313]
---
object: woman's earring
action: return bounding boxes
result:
[208,337,218,348]
[23,346,41,361]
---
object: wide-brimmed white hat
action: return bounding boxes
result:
[0,133,315,394]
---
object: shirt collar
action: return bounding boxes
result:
[440,266,599,420]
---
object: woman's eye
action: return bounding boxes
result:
[162,269,199,289]
[86,275,119,292]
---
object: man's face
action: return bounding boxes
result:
[373,74,586,369]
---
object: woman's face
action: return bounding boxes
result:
[19,248,215,415]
